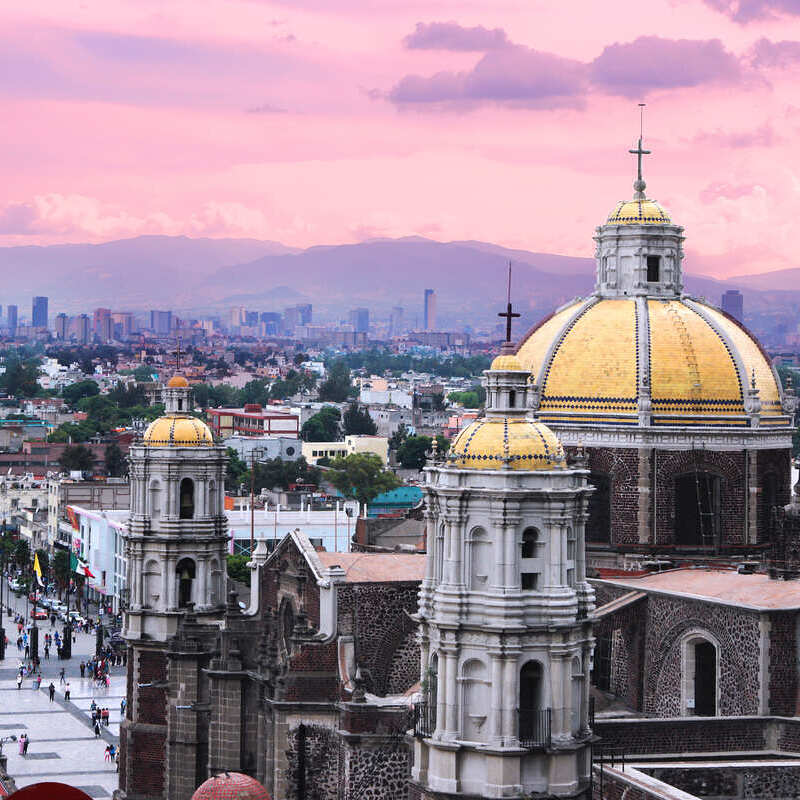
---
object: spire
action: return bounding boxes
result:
[497,262,520,352]
[629,103,650,200]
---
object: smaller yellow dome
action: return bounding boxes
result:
[450,417,565,470]
[167,375,189,388]
[607,199,670,225]
[143,415,214,447]
[490,354,524,371]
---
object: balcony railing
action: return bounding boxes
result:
[518,708,551,750]
[413,701,436,738]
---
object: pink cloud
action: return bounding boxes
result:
[403,21,509,51]
[703,0,800,22]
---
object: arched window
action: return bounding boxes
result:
[519,661,546,746]
[468,527,490,589]
[461,659,489,742]
[176,558,195,608]
[508,390,516,408]
[177,397,184,411]
[281,601,295,656]
[521,528,540,591]
[149,480,161,521]
[521,528,539,558]
[179,478,195,519]
[587,473,611,543]
[143,559,161,608]
[681,633,719,717]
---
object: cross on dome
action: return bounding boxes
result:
[497,262,520,345]
[629,104,650,199]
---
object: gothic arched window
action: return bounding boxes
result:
[461,659,489,742]
[179,478,195,519]
[176,558,195,608]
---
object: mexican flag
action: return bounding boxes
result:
[70,552,95,580]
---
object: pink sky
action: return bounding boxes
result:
[3,0,800,277]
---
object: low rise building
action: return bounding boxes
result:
[206,403,299,438]
[223,434,301,464]
[302,434,389,465]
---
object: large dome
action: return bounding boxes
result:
[143,414,214,447]
[516,296,787,428]
[450,417,566,470]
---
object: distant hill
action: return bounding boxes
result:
[0,234,797,326]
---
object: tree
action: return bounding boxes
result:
[431,393,446,411]
[59,444,96,473]
[301,406,341,442]
[293,352,308,366]
[53,549,70,599]
[225,448,249,492]
[0,358,41,397]
[104,442,127,477]
[227,554,252,587]
[447,390,480,408]
[318,360,352,402]
[397,435,433,470]
[342,402,377,436]
[250,457,320,493]
[326,453,400,508]
[389,424,409,451]
[241,379,269,406]
[62,379,100,406]
[133,364,155,382]
[14,539,30,570]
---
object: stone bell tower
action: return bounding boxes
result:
[119,375,229,800]
[411,350,595,799]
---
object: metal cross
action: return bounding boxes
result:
[173,338,183,373]
[498,262,520,343]
[629,103,650,182]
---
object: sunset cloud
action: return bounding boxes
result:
[703,0,800,22]
[403,21,510,51]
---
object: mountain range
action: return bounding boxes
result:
[2,234,798,329]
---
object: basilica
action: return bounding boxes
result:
[116,141,799,800]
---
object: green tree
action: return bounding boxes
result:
[133,364,155,381]
[326,453,400,508]
[227,554,252,587]
[14,539,30,570]
[388,424,409,451]
[301,406,341,442]
[62,379,100,405]
[241,379,269,406]
[53,549,71,599]
[294,352,308,366]
[342,402,377,436]
[59,444,96,473]
[0,358,41,397]
[318,360,352,402]
[447,390,480,407]
[397,435,433,470]
[104,442,127,477]
[225,448,249,492]
[250,457,320,493]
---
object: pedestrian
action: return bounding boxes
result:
[50,614,55,627]
[80,661,86,678]
[59,667,65,685]
[23,734,29,755]
[94,720,101,738]
[102,708,109,726]
[18,734,25,755]
[64,682,71,701]
[104,745,111,762]
[24,644,29,659]
[44,644,49,659]
[120,698,126,716]
[48,682,55,701]
[16,674,22,690]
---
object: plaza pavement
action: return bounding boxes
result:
[0,589,125,798]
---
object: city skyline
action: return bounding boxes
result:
[4,1,800,279]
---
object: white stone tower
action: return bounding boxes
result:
[124,374,229,640]
[412,350,595,799]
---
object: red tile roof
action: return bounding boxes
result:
[317,551,425,583]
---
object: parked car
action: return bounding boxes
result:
[33,610,49,620]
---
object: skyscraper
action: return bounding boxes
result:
[424,288,437,331]
[150,309,173,335]
[721,289,744,323]
[32,296,48,328]
[55,313,68,340]
[94,307,113,342]
[349,307,369,333]
[389,306,404,337]
[7,305,18,335]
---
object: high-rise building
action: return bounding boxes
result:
[260,312,282,336]
[283,305,301,333]
[93,307,113,342]
[389,305,404,337]
[296,303,312,325]
[55,313,68,340]
[244,310,259,327]
[424,288,437,331]
[7,305,18,335]
[112,311,135,338]
[32,296,48,328]
[150,310,173,335]
[75,314,91,345]
[349,307,369,333]
[721,289,744,322]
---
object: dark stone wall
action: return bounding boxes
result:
[586,447,640,545]
[769,611,798,716]
[643,594,760,716]
[284,723,340,800]
[757,449,793,544]
[646,765,800,799]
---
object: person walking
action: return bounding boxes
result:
[120,698,126,716]
[48,682,55,702]
[79,661,86,678]
[23,734,29,755]
[16,673,22,690]
[18,734,25,755]
[44,643,49,659]
[24,643,29,659]
[64,682,71,701]
[94,720,101,738]
[59,667,65,685]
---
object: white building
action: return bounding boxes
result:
[223,434,301,464]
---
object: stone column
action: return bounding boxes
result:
[442,644,459,740]
[638,448,652,544]
[196,558,209,610]
[501,654,518,742]
[489,651,504,745]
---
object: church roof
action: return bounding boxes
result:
[143,414,214,447]
[515,296,788,428]
[607,198,671,225]
[316,551,425,583]
[600,569,800,611]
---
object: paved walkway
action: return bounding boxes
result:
[0,590,124,798]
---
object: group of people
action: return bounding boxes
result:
[17,733,30,756]
[90,700,112,730]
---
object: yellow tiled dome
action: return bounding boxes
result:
[490,354,524,371]
[607,199,671,225]
[167,375,189,388]
[515,297,786,427]
[143,414,214,447]
[450,417,566,470]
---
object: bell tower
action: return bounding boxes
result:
[120,375,229,800]
[411,348,596,799]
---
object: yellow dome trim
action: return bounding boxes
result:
[607,199,670,225]
[648,300,742,415]
[490,354,524,371]
[450,417,565,470]
[167,375,189,388]
[143,414,214,447]
[701,305,783,415]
